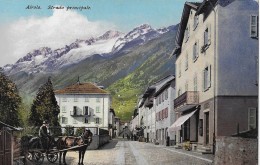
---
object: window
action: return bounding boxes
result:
[250,15,258,38]
[74,96,78,102]
[96,98,101,103]
[193,41,199,61]
[193,15,199,30]
[85,96,89,102]
[165,108,168,118]
[162,93,164,102]
[248,108,257,129]
[159,95,161,104]
[83,106,89,115]
[73,119,77,124]
[73,106,77,115]
[178,61,182,77]
[204,27,211,46]
[184,25,190,42]
[185,82,188,92]
[84,118,89,124]
[203,65,211,91]
[96,118,100,124]
[96,106,100,113]
[62,117,68,124]
[156,98,158,106]
[165,89,168,100]
[199,119,203,136]
[194,75,198,91]
[185,54,188,70]
[178,88,182,97]
[62,106,66,113]
[62,97,67,102]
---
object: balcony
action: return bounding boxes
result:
[70,111,91,117]
[174,91,199,108]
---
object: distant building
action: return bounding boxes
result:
[172,0,258,152]
[55,82,111,133]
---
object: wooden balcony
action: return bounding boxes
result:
[174,91,199,108]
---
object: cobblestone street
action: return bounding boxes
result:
[42,138,214,165]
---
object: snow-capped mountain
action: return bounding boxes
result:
[112,24,171,53]
[3,24,174,75]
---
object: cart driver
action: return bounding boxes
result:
[39,120,50,150]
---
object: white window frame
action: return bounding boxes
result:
[96,106,100,113]
[96,98,101,103]
[250,15,258,38]
[62,106,66,113]
[248,107,257,130]
[62,97,67,102]
[84,118,89,124]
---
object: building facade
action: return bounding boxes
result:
[172,0,258,152]
[154,75,175,145]
[55,82,112,134]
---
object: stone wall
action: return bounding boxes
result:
[88,135,110,150]
[214,136,257,165]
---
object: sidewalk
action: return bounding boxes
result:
[143,142,214,164]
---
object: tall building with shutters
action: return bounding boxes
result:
[171,0,258,153]
[55,82,111,130]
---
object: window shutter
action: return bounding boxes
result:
[208,25,211,45]
[193,43,196,60]
[202,70,205,91]
[208,65,211,88]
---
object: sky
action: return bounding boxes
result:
[0,0,202,67]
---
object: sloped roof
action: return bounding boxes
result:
[173,0,217,57]
[55,82,109,94]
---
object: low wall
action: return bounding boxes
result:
[214,136,257,165]
[88,135,110,150]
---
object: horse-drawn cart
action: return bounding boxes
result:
[22,131,93,165]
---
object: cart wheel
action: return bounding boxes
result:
[32,151,44,165]
[47,152,58,163]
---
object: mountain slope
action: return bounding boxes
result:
[107,30,177,121]
[5,24,178,121]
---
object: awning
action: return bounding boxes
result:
[169,110,197,132]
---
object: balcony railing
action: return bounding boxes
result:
[174,91,199,108]
[70,111,91,117]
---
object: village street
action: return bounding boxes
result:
[42,138,214,165]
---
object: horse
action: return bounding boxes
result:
[57,129,93,165]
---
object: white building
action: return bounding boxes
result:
[55,82,111,134]
[154,75,175,145]
[171,0,258,152]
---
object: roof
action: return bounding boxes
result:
[173,0,217,57]
[154,76,175,97]
[0,121,22,131]
[55,82,109,94]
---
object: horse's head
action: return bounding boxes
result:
[83,129,93,145]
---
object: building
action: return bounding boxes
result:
[171,0,258,152]
[55,81,112,133]
[154,75,175,145]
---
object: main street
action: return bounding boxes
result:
[42,138,214,165]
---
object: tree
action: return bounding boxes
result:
[0,68,21,126]
[29,77,60,131]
